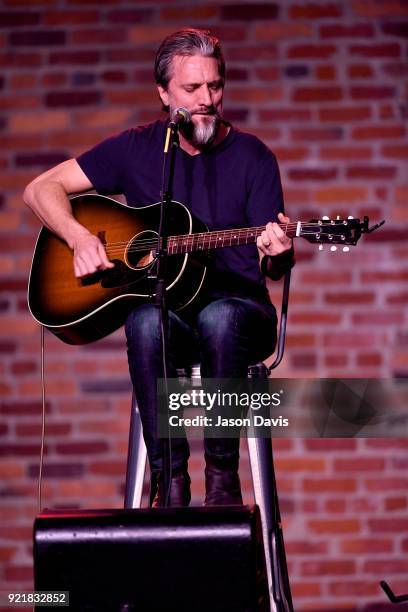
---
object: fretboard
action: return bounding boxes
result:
[166,224,298,255]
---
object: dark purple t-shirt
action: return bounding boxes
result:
[76,120,284,301]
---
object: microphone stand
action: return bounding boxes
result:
[154,119,180,507]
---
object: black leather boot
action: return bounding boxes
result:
[151,468,191,508]
[204,454,243,506]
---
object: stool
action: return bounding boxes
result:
[124,272,293,612]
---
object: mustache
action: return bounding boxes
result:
[191,106,220,117]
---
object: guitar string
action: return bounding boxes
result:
[100,228,324,249]
[102,231,332,257]
[101,223,328,251]
[93,222,310,250]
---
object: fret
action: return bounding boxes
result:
[167,223,300,255]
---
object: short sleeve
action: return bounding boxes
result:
[76,130,131,195]
[246,147,284,226]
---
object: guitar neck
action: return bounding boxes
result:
[167,223,299,255]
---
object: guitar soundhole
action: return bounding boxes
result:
[125,230,157,270]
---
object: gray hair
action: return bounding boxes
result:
[154,28,225,89]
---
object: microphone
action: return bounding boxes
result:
[169,107,191,128]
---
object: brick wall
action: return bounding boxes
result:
[1,1,407,610]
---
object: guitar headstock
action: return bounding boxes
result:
[300,215,385,251]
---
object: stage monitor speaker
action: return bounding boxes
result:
[34,505,270,612]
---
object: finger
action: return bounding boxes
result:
[74,257,88,278]
[97,242,114,269]
[277,212,291,224]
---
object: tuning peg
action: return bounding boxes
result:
[336,215,340,220]
[318,244,324,251]
[330,245,337,252]
[342,246,350,252]
[322,215,329,220]
[347,215,354,219]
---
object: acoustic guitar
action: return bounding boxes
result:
[28,193,382,345]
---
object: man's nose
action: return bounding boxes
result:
[198,84,212,107]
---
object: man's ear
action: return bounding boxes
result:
[157,85,169,108]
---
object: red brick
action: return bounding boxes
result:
[329,580,380,596]
[302,560,355,576]
[350,43,401,57]
[364,559,408,573]
[323,332,378,349]
[304,479,357,493]
[383,61,408,77]
[45,90,101,107]
[49,50,101,65]
[353,1,408,17]
[273,147,309,161]
[366,478,408,491]
[385,497,407,511]
[341,538,393,554]
[160,6,218,20]
[222,4,279,20]
[334,457,385,471]
[292,127,343,141]
[356,353,382,367]
[291,3,343,18]
[4,566,33,582]
[361,270,408,282]
[369,518,408,532]
[348,63,374,78]
[309,519,360,534]
[325,498,347,512]
[291,312,341,324]
[71,28,127,45]
[228,44,278,61]
[347,165,397,179]
[320,146,372,160]
[107,8,154,22]
[351,86,395,99]
[382,144,408,158]
[288,44,337,59]
[255,23,313,39]
[291,353,317,368]
[324,291,375,304]
[304,440,357,453]
[291,582,321,597]
[43,10,99,25]
[315,64,336,79]
[259,108,311,122]
[89,461,126,475]
[293,87,342,102]
[0,51,42,67]
[325,354,348,367]
[300,270,352,285]
[9,30,66,46]
[321,24,374,37]
[382,22,408,37]
[16,423,71,436]
[55,441,109,455]
[352,125,405,139]
[387,292,408,305]
[0,10,40,26]
[288,168,337,180]
[286,540,328,555]
[319,106,371,121]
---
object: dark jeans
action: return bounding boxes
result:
[125,296,277,472]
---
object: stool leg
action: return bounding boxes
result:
[248,435,294,612]
[124,393,147,509]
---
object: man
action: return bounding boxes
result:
[24,29,294,507]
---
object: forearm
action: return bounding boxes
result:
[24,179,91,248]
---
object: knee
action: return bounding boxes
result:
[125,304,160,348]
[197,299,246,344]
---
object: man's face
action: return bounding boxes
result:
[157,54,224,147]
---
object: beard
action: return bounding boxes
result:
[180,110,221,148]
